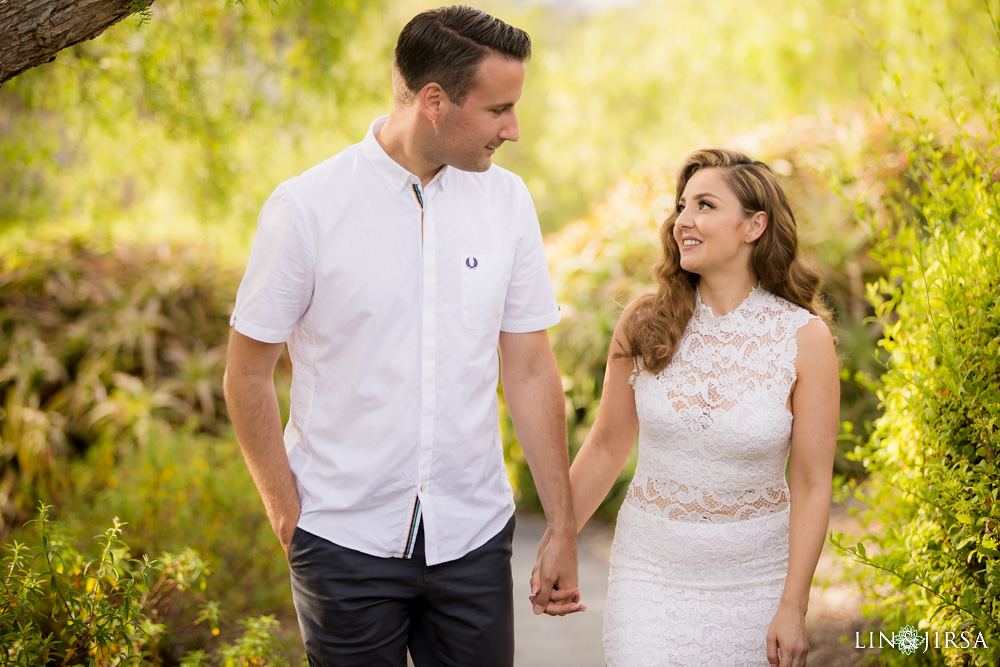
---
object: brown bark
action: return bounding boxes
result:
[0,0,154,85]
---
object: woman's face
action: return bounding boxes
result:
[672,167,763,277]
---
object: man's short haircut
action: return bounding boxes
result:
[394,5,531,106]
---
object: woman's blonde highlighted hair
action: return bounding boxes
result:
[620,148,832,372]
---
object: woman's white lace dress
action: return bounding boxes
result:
[603,287,817,666]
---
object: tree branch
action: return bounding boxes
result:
[0,0,154,85]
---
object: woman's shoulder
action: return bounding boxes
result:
[758,289,822,329]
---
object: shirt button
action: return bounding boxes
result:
[420,483,428,492]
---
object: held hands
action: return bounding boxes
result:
[766,602,808,667]
[528,530,586,616]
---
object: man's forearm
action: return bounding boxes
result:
[223,370,300,548]
[502,361,575,535]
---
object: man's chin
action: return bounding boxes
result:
[449,157,493,173]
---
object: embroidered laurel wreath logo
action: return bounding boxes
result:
[466,257,478,269]
[896,625,922,655]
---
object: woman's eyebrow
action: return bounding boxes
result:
[680,192,722,202]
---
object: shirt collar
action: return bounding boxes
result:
[362,116,450,194]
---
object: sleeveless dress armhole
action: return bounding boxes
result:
[786,311,823,401]
[627,359,642,388]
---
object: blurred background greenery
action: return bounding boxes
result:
[2,0,998,662]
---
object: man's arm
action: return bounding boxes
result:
[498,329,580,615]
[223,330,301,559]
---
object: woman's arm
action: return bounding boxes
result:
[766,318,839,667]
[566,317,641,532]
[532,306,641,614]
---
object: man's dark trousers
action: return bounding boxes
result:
[289,515,516,666]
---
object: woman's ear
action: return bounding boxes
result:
[745,211,767,243]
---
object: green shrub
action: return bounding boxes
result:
[1,505,300,666]
[56,427,294,627]
[831,11,1000,663]
[0,238,301,659]
[0,238,241,536]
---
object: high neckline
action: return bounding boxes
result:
[695,284,762,322]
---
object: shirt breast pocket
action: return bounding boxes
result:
[460,253,511,330]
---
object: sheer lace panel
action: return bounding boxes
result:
[627,476,789,523]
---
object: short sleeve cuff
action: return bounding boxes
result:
[231,315,293,344]
[500,308,561,334]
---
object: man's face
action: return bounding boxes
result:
[429,54,524,172]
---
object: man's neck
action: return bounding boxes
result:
[376,111,443,187]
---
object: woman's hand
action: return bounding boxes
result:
[529,529,586,616]
[765,602,808,667]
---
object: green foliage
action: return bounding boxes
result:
[3,0,997,240]
[0,238,242,536]
[0,237,299,656]
[505,0,1000,231]
[0,0,405,241]
[1,505,296,666]
[130,0,153,27]
[58,428,294,624]
[832,8,1000,663]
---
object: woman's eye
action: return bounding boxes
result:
[699,201,713,210]
[676,203,685,212]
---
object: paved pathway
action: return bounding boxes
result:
[510,512,610,666]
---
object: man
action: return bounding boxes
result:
[223,6,581,665]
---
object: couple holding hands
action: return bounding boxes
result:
[224,6,838,666]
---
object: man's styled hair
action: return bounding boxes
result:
[394,5,531,106]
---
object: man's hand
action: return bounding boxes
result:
[275,505,301,562]
[498,330,582,617]
[528,530,585,615]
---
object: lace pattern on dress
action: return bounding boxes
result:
[604,287,818,664]
[627,476,789,523]
[627,286,819,521]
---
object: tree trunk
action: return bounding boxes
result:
[0,0,154,85]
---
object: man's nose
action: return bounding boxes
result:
[499,111,519,143]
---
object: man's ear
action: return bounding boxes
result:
[418,82,449,122]
[745,211,767,243]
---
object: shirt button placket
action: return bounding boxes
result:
[416,180,436,562]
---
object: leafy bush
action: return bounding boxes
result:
[0,238,299,656]
[58,428,295,627]
[0,238,240,536]
[1,505,300,666]
[831,11,1000,664]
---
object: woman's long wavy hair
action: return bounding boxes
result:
[620,148,832,373]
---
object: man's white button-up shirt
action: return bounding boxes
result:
[230,116,560,565]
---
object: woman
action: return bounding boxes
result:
[534,149,838,666]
